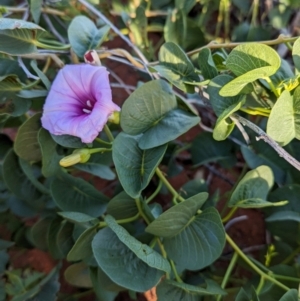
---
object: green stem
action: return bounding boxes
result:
[155,167,186,203]
[135,198,151,225]
[280,245,300,265]
[222,207,238,223]
[99,212,140,228]
[217,252,238,301]
[273,274,300,283]
[156,238,170,279]
[104,125,114,142]
[226,234,289,291]
[35,41,70,50]
[95,137,112,146]
[89,147,112,154]
[265,77,279,97]
[170,259,183,283]
[256,276,265,295]
[146,180,162,204]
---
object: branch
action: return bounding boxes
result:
[231,114,300,172]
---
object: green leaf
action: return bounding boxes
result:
[3,149,41,202]
[29,0,43,23]
[191,132,236,167]
[50,133,86,148]
[107,191,138,220]
[30,60,51,90]
[207,75,244,141]
[75,163,114,180]
[292,37,300,74]
[92,215,170,292]
[51,172,109,216]
[266,211,300,223]
[67,224,97,262]
[19,159,49,195]
[279,289,299,301]
[38,129,62,177]
[0,18,45,55]
[147,203,225,270]
[112,132,167,198]
[121,79,177,135]
[68,16,110,57]
[229,165,286,208]
[64,262,93,288]
[14,113,42,162]
[157,279,226,300]
[198,48,218,80]
[89,267,119,301]
[164,10,205,52]
[47,217,64,259]
[241,140,289,185]
[56,221,74,257]
[146,193,208,237]
[267,88,300,146]
[153,42,199,92]
[0,239,14,251]
[0,74,22,102]
[207,75,244,117]
[138,109,200,149]
[31,217,53,250]
[58,212,97,224]
[220,43,281,96]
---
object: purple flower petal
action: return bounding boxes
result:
[41,64,120,143]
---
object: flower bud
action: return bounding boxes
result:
[108,111,120,124]
[84,50,101,66]
[59,149,91,167]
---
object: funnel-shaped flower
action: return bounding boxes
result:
[41,64,120,143]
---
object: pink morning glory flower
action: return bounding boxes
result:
[41,64,120,143]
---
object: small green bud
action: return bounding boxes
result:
[59,149,91,167]
[108,111,120,124]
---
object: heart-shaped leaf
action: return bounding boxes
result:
[112,132,167,198]
[92,215,170,292]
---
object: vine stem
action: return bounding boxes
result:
[216,252,238,301]
[155,168,186,203]
[104,125,114,142]
[230,114,300,171]
[77,0,149,66]
[99,212,140,228]
[186,35,299,57]
[146,180,163,204]
[226,233,290,292]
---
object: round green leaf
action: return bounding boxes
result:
[229,165,286,208]
[68,16,110,57]
[112,132,167,198]
[220,43,281,96]
[121,79,177,135]
[147,205,225,271]
[51,172,109,216]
